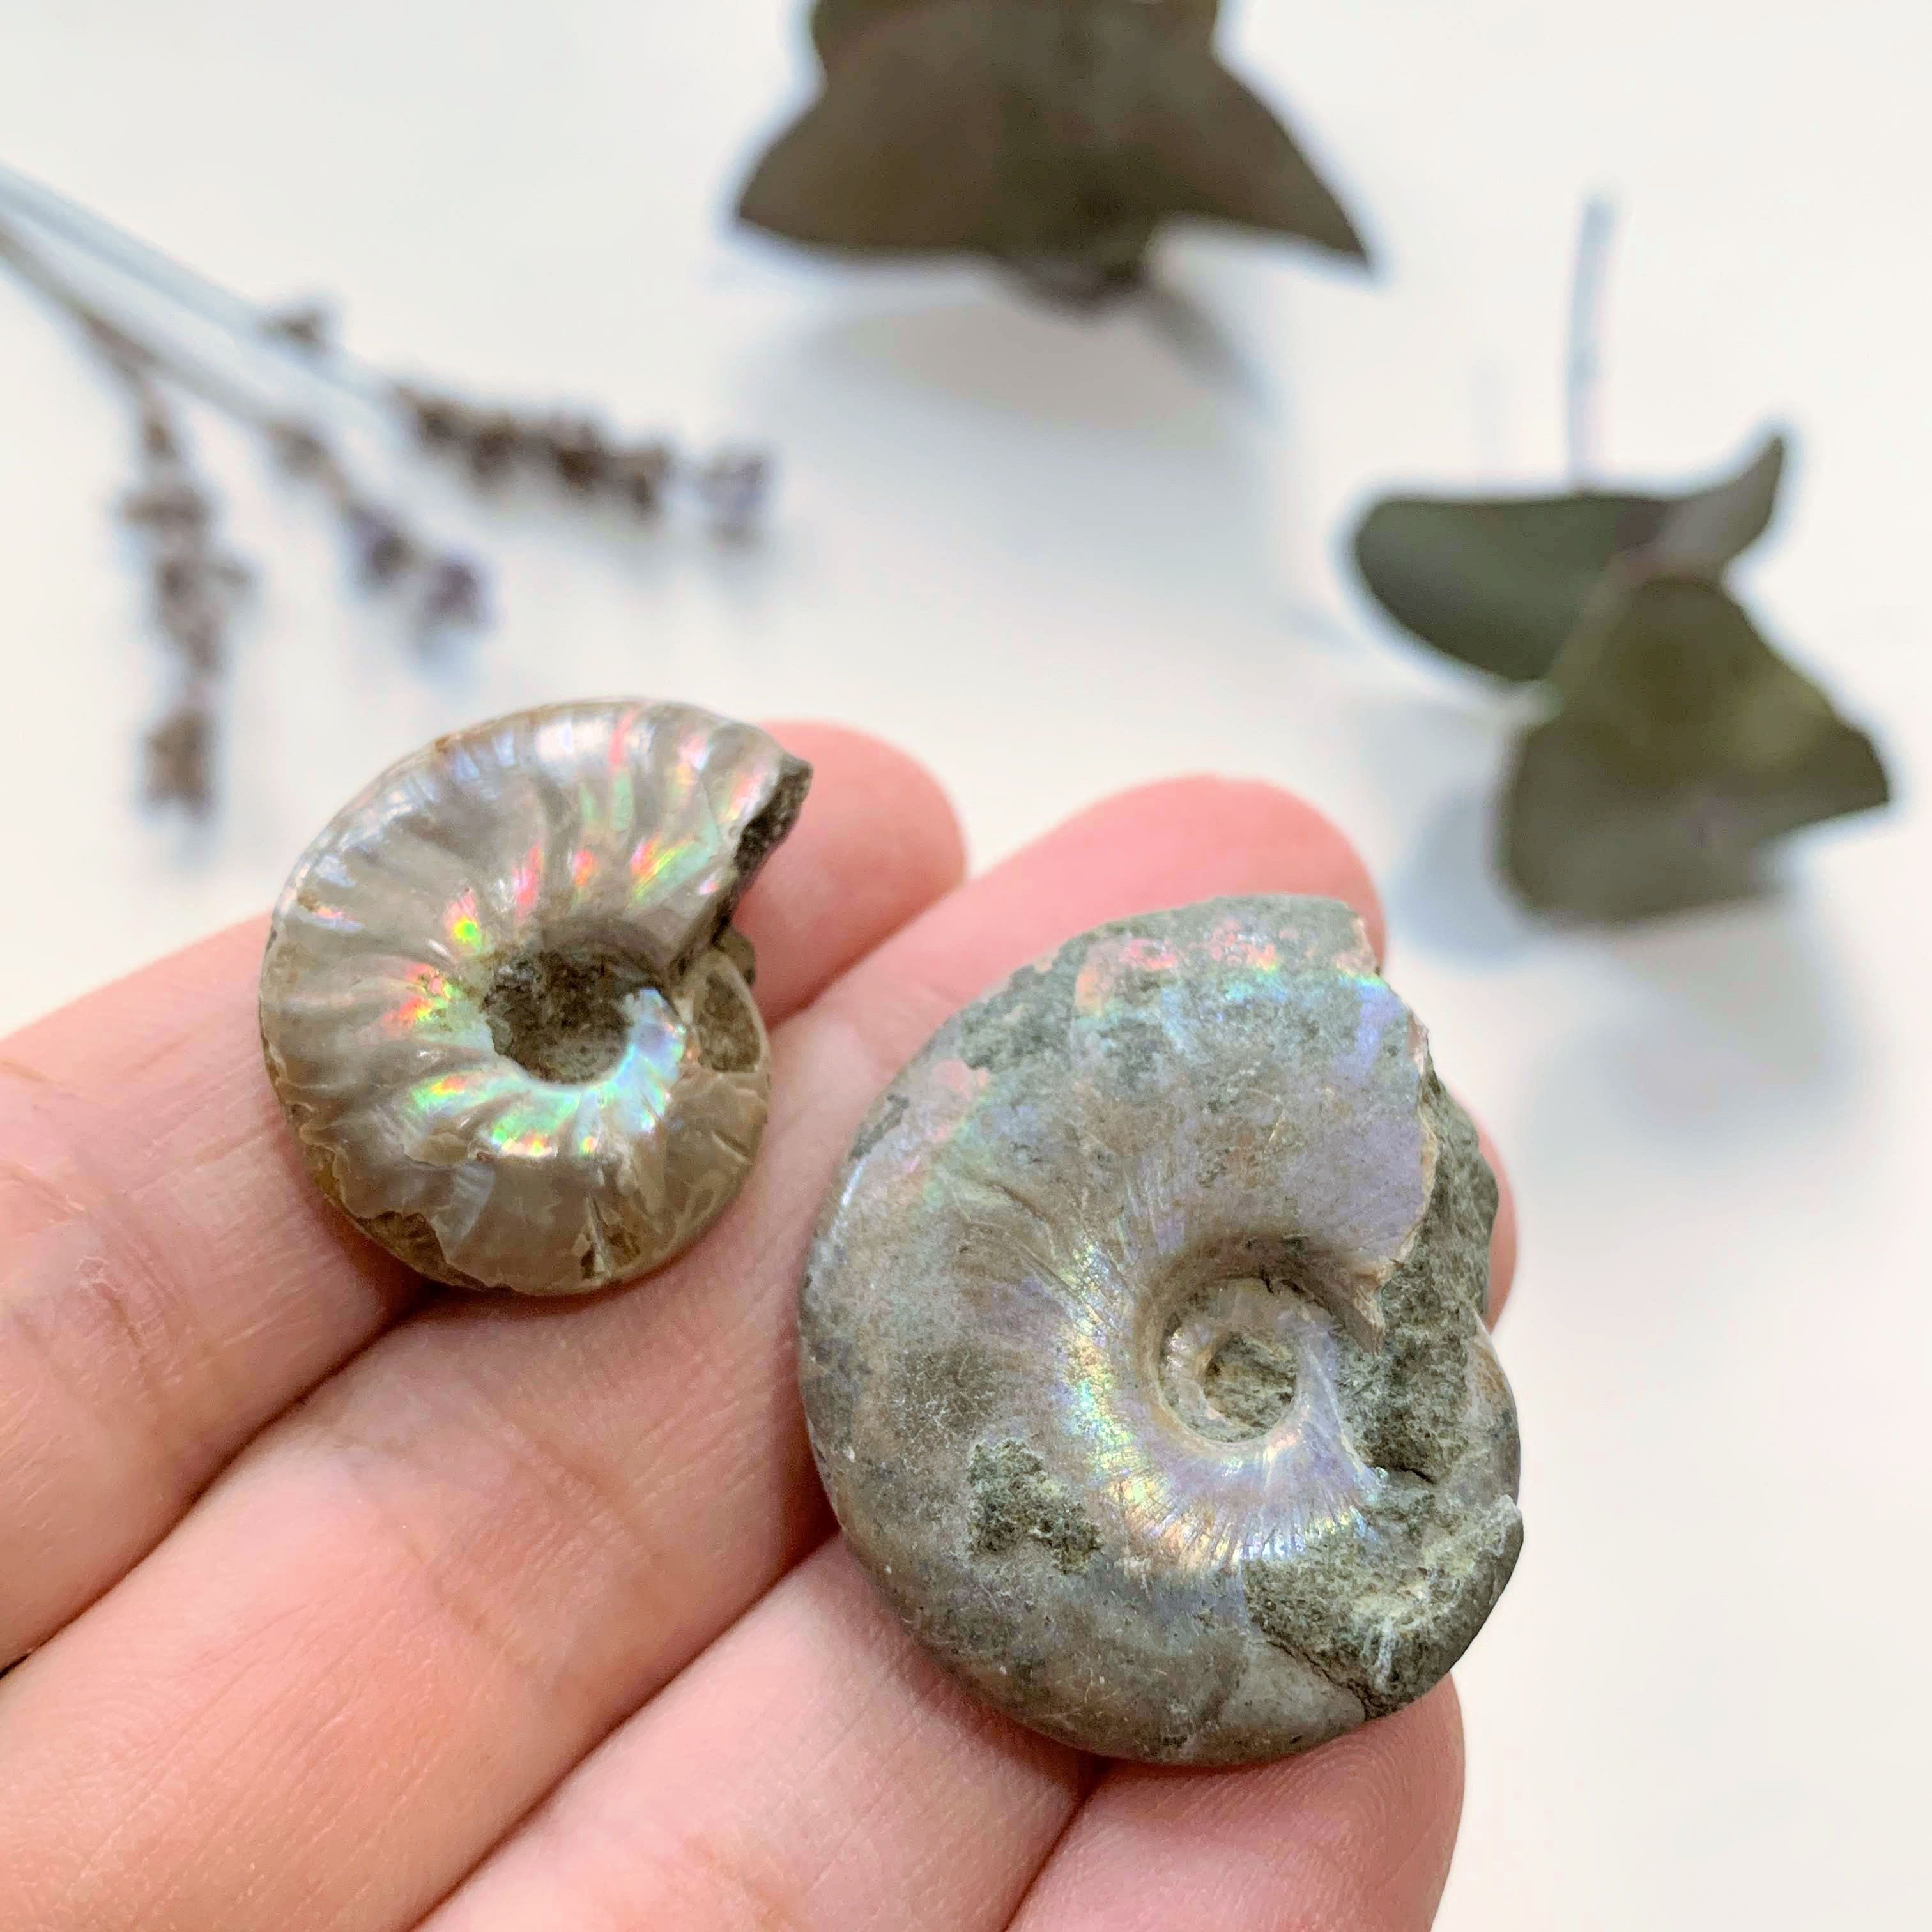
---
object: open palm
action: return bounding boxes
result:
[0,725,1515,1931]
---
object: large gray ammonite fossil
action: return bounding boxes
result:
[259,700,809,1296]
[801,896,1521,1765]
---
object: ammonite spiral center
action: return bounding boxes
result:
[1156,1276,1310,1445]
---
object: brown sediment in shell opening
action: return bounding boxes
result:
[482,939,661,1085]
[479,928,762,1087]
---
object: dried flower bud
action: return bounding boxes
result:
[613,441,675,515]
[138,402,179,461]
[154,550,199,603]
[82,316,146,373]
[544,414,611,491]
[121,476,209,532]
[466,413,525,486]
[342,502,419,585]
[171,608,226,675]
[270,424,333,479]
[402,388,470,450]
[694,450,772,539]
[418,553,489,629]
[143,701,215,811]
[261,301,337,355]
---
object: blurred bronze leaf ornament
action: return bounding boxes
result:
[738,0,1368,304]
[1351,205,1888,923]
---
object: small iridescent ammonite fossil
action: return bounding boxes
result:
[801,896,1522,1764]
[259,700,810,1296]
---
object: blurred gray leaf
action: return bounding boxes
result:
[1646,432,1786,574]
[741,3,1015,256]
[1501,576,1890,921]
[1354,489,1672,683]
[811,0,1224,70]
[741,0,1365,303]
[812,0,919,66]
[1353,432,1788,684]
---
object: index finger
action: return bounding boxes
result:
[0,722,966,1663]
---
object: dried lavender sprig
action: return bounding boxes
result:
[691,448,774,541]
[395,387,673,508]
[268,422,490,634]
[0,231,253,812]
[87,320,250,813]
[142,690,219,813]
[112,411,239,811]
[0,201,489,635]
[0,164,776,539]
[393,383,772,537]
[0,206,487,804]
[0,184,482,590]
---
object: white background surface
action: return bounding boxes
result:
[3,3,1928,1925]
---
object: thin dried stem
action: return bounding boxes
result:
[1565,196,1618,486]
[0,159,390,417]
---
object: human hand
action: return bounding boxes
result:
[0,726,1515,1931]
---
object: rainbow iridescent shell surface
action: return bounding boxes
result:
[801,895,1521,1764]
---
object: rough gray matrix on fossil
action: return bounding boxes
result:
[800,895,1522,1765]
